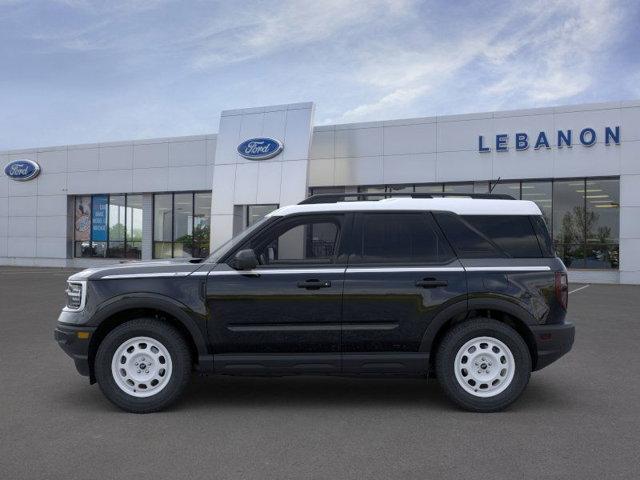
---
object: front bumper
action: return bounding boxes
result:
[54,323,96,377]
[530,321,575,371]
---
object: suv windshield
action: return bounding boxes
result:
[205,216,273,264]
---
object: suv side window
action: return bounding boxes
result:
[434,212,544,258]
[353,212,454,264]
[530,215,554,257]
[244,215,342,266]
[433,212,503,258]
[461,215,543,258]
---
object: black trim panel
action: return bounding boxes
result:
[212,352,429,376]
[342,352,429,374]
[214,354,341,375]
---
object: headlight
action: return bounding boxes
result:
[65,281,87,311]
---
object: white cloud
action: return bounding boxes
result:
[481,0,621,105]
[191,0,415,69]
[334,0,625,122]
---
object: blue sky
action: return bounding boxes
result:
[1,0,639,150]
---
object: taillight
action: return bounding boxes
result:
[555,272,568,310]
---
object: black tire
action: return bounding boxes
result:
[435,318,531,412]
[95,318,192,413]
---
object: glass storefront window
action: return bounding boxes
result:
[73,193,143,259]
[474,182,490,194]
[387,185,414,194]
[521,181,552,228]
[74,196,92,257]
[358,185,386,200]
[153,194,173,259]
[173,193,193,258]
[108,195,125,258]
[584,178,619,269]
[552,178,621,269]
[444,183,474,193]
[247,204,278,227]
[553,179,587,268]
[126,195,143,259]
[490,181,520,199]
[310,187,346,195]
[193,193,212,258]
[153,191,212,259]
[307,177,619,270]
[415,184,443,193]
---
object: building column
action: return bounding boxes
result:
[210,102,315,251]
[619,174,640,284]
[142,193,153,261]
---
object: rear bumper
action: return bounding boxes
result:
[531,321,575,371]
[54,324,96,377]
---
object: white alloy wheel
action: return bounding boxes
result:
[453,336,515,398]
[110,336,173,398]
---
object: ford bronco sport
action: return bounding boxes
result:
[55,193,575,413]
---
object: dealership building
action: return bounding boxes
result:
[1,99,639,284]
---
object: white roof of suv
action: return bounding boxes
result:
[269,197,543,217]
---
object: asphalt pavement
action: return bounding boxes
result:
[0,267,638,479]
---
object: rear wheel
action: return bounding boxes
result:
[95,319,192,413]
[436,318,531,412]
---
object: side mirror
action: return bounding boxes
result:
[233,249,258,270]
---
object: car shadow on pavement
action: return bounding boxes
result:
[51,373,576,414]
[180,374,576,413]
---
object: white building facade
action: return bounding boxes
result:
[1,100,639,284]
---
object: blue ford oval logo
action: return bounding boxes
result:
[237,138,283,160]
[4,159,41,181]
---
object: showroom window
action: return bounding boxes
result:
[246,204,279,227]
[153,192,211,259]
[74,194,143,259]
[309,177,619,269]
[553,179,619,269]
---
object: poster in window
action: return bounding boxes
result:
[91,195,108,242]
[74,196,91,241]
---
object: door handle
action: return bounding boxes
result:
[297,279,331,290]
[415,278,448,288]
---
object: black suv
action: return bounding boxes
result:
[55,193,575,413]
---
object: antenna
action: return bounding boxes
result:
[489,177,501,194]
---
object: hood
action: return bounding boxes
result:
[68,259,204,281]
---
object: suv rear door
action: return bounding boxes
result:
[341,212,467,374]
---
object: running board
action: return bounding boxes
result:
[199,353,430,376]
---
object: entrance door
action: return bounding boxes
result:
[341,212,467,374]
[206,213,347,373]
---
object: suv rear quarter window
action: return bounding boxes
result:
[434,212,545,258]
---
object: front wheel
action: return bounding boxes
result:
[95,319,192,413]
[436,318,531,412]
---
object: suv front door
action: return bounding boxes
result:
[342,212,467,374]
[206,214,347,373]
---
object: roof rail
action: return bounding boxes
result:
[298,192,515,204]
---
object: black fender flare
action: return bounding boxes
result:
[419,296,536,353]
[90,293,208,356]
[419,299,467,353]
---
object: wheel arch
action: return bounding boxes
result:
[87,294,208,383]
[420,298,539,371]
